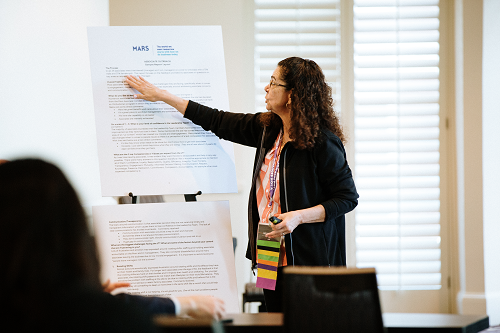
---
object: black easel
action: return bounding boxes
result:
[128,191,201,203]
[184,191,202,202]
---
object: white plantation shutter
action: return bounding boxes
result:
[254,0,443,293]
[254,0,341,112]
[353,0,442,290]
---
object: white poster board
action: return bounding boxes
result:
[87,26,237,196]
[92,201,239,313]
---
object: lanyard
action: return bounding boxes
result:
[268,131,283,207]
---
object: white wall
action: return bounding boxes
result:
[482,0,500,325]
[453,0,500,323]
[0,0,115,212]
[453,0,487,315]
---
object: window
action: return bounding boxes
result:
[254,0,444,297]
[254,0,341,112]
[353,0,441,291]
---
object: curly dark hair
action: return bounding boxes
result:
[260,57,345,149]
[0,159,101,307]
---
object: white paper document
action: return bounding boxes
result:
[87,26,237,196]
[92,201,239,313]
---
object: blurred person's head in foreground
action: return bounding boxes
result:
[0,158,100,305]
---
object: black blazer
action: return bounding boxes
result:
[184,101,358,269]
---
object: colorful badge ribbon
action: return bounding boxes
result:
[255,223,282,290]
[255,130,283,290]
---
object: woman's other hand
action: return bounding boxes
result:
[265,211,302,238]
[265,204,326,239]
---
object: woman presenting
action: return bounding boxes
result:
[126,56,359,312]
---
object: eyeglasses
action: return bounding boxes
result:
[269,79,287,89]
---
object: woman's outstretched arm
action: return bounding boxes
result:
[125,75,188,115]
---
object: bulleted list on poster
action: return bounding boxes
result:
[92,201,239,313]
[88,26,237,196]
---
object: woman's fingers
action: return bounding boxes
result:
[125,75,146,91]
[125,75,160,102]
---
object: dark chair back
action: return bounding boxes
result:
[283,266,384,333]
